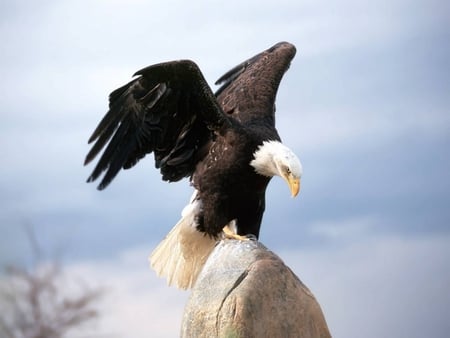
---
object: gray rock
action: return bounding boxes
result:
[181,239,331,338]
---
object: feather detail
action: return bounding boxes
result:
[149,192,217,289]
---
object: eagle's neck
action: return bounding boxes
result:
[250,140,284,177]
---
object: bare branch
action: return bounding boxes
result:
[0,224,105,338]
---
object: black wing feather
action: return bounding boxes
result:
[214,53,260,97]
[85,60,228,190]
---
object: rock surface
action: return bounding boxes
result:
[181,239,331,338]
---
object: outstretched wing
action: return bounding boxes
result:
[215,41,296,127]
[85,60,229,190]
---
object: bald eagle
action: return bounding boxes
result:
[85,42,302,289]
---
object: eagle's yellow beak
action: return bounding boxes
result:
[286,176,300,197]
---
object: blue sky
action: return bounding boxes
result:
[1,0,449,337]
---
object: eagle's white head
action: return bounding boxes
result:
[250,140,302,197]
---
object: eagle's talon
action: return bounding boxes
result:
[222,224,250,241]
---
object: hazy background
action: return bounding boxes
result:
[1,0,449,337]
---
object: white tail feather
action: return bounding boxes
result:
[149,193,217,289]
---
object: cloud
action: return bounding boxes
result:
[64,247,190,338]
[307,215,378,240]
[280,233,450,338]
[1,0,449,283]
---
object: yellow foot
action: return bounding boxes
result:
[223,225,250,241]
